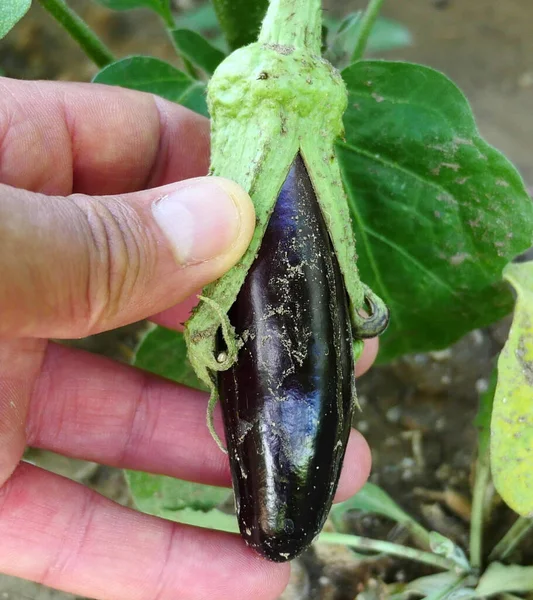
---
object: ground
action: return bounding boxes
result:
[0,0,532,598]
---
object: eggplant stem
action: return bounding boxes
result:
[258,0,322,54]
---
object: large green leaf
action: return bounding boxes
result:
[170,29,226,76]
[0,0,31,39]
[93,56,208,116]
[94,0,172,22]
[339,60,533,362]
[491,261,533,516]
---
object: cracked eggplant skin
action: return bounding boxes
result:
[218,154,355,562]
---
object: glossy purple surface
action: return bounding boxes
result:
[218,154,355,561]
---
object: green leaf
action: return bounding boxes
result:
[134,325,207,391]
[368,17,413,53]
[175,2,219,32]
[94,0,172,22]
[330,482,431,548]
[93,56,208,116]
[491,261,533,516]
[126,471,230,514]
[326,14,412,68]
[404,573,466,598]
[429,532,470,571]
[339,61,533,362]
[489,515,533,562]
[476,562,533,596]
[0,0,31,39]
[171,29,226,76]
[212,0,268,50]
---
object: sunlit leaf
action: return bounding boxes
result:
[492,261,533,516]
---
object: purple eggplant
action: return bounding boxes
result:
[218,154,355,562]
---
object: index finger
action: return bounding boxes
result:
[0,78,210,196]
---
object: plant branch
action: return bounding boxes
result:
[351,0,385,62]
[489,516,533,562]
[318,532,466,574]
[37,0,114,68]
[469,446,491,569]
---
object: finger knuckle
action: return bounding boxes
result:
[70,194,156,334]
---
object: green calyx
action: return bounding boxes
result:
[184,0,388,449]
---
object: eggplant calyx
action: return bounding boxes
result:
[351,284,390,339]
[188,295,243,453]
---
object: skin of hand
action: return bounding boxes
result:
[0,77,378,600]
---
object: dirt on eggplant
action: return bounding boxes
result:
[2,0,533,598]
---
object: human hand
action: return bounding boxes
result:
[0,78,377,600]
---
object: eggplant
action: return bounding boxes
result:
[184,0,390,564]
[218,154,355,562]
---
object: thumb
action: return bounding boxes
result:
[0,178,255,338]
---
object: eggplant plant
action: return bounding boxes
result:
[4,0,533,578]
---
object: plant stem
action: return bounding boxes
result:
[318,532,465,574]
[469,446,491,569]
[489,516,533,562]
[351,0,385,62]
[150,4,198,80]
[158,4,175,30]
[259,0,322,53]
[37,0,114,68]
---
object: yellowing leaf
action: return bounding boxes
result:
[492,261,533,516]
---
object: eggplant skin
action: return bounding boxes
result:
[218,154,355,562]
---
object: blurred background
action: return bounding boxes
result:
[1,1,532,598]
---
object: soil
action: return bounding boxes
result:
[1,0,532,598]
